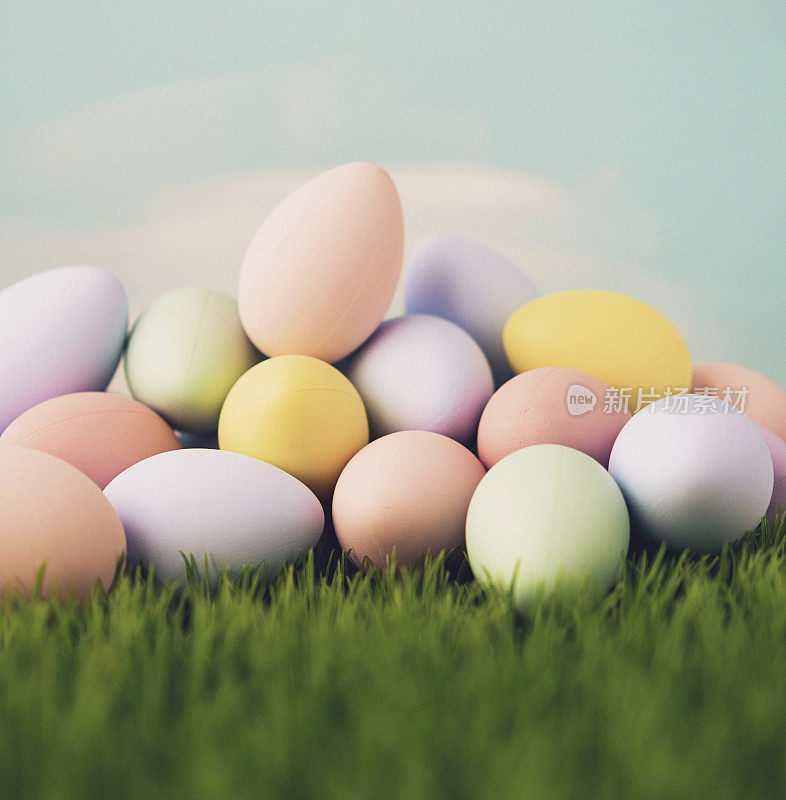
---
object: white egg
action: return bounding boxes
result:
[103,448,324,586]
[0,266,128,432]
[608,395,774,551]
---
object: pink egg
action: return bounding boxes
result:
[756,424,786,526]
[332,430,486,568]
[238,162,404,362]
[0,392,181,489]
[477,367,631,469]
[0,444,125,600]
[692,361,786,443]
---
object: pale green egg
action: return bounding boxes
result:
[466,444,629,607]
[124,288,260,433]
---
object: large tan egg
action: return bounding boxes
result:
[332,430,486,568]
[692,361,786,442]
[1,392,181,489]
[238,162,404,362]
[0,445,126,599]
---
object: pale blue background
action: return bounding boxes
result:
[1,1,783,381]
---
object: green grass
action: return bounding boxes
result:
[2,516,786,800]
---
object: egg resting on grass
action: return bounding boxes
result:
[608,395,773,551]
[333,430,485,568]
[466,444,629,607]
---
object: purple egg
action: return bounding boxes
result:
[344,314,494,443]
[757,424,786,526]
[103,448,324,586]
[0,266,128,432]
[404,235,538,386]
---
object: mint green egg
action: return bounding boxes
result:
[125,288,261,433]
[466,444,629,607]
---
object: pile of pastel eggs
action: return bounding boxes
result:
[1,161,784,608]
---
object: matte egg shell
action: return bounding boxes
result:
[0,445,125,599]
[692,361,786,442]
[466,444,629,607]
[404,235,539,386]
[104,448,323,586]
[343,314,494,443]
[218,355,369,499]
[608,395,773,551]
[332,430,486,568]
[238,162,404,362]
[0,266,128,433]
[477,367,630,469]
[757,424,786,526]
[0,392,181,489]
[125,288,260,433]
[503,290,691,407]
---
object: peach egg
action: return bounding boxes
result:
[0,445,125,600]
[332,430,486,568]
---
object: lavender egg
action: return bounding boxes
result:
[343,314,494,443]
[609,395,773,551]
[757,424,786,526]
[0,266,128,432]
[404,235,538,386]
[103,448,324,587]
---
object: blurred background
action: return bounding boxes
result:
[1,1,783,382]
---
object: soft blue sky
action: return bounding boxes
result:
[1,1,784,381]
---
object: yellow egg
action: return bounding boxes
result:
[503,290,691,410]
[218,355,369,499]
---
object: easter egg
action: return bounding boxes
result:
[466,444,629,606]
[692,361,786,442]
[0,392,181,489]
[343,314,494,442]
[503,290,691,408]
[238,162,404,362]
[608,395,774,551]
[0,445,125,599]
[0,266,128,433]
[218,355,368,498]
[404,235,538,386]
[125,288,260,433]
[757,425,786,526]
[103,449,323,586]
[333,430,486,568]
[477,367,630,469]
